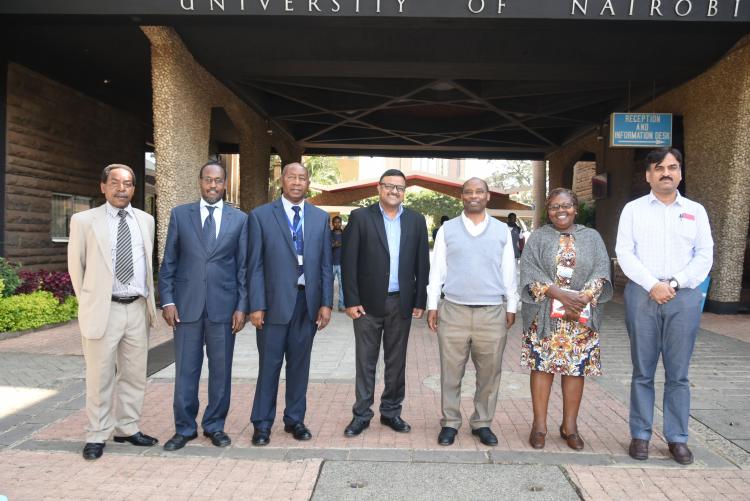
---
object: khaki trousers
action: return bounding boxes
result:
[437,300,507,430]
[80,298,149,443]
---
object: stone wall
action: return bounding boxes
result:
[4,63,146,270]
[545,35,750,309]
[142,26,301,262]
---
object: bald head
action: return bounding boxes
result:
[280,162,310,204]
[462,177,489,192]
[281,162,310,177]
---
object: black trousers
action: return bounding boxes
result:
[352,295,412,420]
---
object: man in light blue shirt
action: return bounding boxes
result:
[381,204,402,293]
[342,169,430,437]
[616,147,713,466]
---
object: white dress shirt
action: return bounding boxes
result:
[281,195,306,286]
[427,211,519,312]
[106,202,148,298]
[615,191,713,292]
[200,198,224,238]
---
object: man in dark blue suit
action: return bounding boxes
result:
[247,162,333,446]
[159,162,249,451]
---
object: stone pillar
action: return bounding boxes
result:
[142,27,211,261]
[643,35,750,313]
[532,160,546,229]
[238,130,271,212]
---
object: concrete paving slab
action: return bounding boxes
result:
[347,448,413,462]
[730,439,750,453]
[490,450,616,466]
[410,449,489,463]
[312,462,580,501]
[692,409,750,439]
[287,448,350,461]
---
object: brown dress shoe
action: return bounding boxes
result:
[529,430,546,449]
[559,425,584,450]
[668,442,694,465]
[628,438,649,460]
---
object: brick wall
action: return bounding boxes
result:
[4,63,147,270]
[572,161,595,203]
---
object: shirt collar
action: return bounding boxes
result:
[200,198,224,210]
[647,190,683,207]
[281,195,305,212]
[461,210,487,227]
[105,202,133,217]
[379,203,403,220]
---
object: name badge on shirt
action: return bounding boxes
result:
[298,255,304,266]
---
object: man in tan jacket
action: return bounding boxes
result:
[68,164,158,460]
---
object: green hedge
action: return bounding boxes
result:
[0,291,78,332]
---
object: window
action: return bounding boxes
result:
[51,193,93,242]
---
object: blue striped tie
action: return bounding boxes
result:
[292,206,304,277]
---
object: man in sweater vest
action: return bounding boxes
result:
[426,177,518,447]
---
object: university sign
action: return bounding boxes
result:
[0,0,748,20]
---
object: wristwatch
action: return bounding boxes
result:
[668,278,680,290]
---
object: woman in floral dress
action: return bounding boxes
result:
[520,188,612,450]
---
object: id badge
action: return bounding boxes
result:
[298,255,304,266]
[557,266,574,279]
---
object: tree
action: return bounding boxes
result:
[486,160,533,206]
[303,155,341,185]
[352,189,462,231]
[403,190,462,228]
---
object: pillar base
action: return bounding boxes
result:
[704,299,741,315]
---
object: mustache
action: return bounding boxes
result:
[660,176,673,181]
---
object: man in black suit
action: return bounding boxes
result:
[341,169,430,436]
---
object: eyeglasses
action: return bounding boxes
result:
[201,177,225,185]
[380,182,406,193]
[462,189,487,196]
[548,203,574,211]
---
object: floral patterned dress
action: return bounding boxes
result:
[520,233,605,376]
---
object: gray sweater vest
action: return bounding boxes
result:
[443,216,509,304]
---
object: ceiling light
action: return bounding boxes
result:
[430,81,455,92]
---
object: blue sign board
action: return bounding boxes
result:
[610,113,672,148]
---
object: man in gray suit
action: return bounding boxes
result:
[248,162,333,446]
[159,162,249,451]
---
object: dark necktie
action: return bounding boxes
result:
[204,205,216,250]
[115,209,134,285]
[292,206,304,277]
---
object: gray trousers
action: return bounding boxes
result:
[437,301,507,430]
[624,281,702,443]
[352,296,412,420]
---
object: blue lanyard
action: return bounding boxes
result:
[287,209,304,238]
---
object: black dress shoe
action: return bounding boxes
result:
[668,442,694,465]
[628,438,649,460]
[380,415,411,433]
[163,432,198,451]
[344,418,370,437]
[82,442,105,460]
[438,427,457,446]
[203,430,231,447]
[252,428,271,446]
[113,431,159,447]
[472,427,498,446]
[284,423,312,441]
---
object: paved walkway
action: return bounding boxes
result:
[1,300,750,500]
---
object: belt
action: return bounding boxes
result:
[111,295,140,304]
[387,291,400,297]
[466,304,492,309]
[297,284,305,291]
